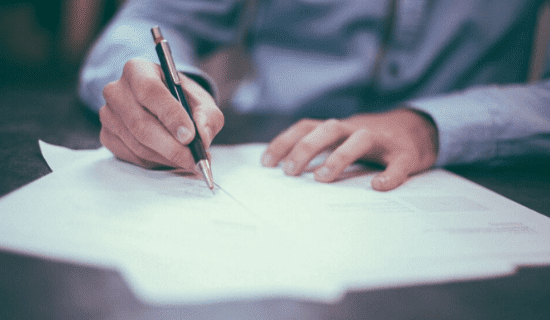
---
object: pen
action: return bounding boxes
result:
[151,26,214,191]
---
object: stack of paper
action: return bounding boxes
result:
[0,142,549,305]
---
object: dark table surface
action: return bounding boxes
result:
[1,87,549,320]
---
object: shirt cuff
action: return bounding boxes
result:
[175,62,219,105]
[407,87,497,167]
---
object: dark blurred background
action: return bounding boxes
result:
[0,0,127,196]
[0,0,124,89]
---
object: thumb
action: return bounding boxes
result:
[371,155,411,191]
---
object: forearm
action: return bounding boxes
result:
[78,0,239,112]
[408,80,550,166]
[78,21,193,112]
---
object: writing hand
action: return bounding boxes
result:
[261,108,438,191]
[99,58,224,170]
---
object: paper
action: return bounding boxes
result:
[0,142,549,305]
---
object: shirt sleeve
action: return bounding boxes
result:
[408,80,550,167]
[78,0,243,112]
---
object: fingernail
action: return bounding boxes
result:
[283,161,296,175]
[261,153,273,167]
[177,126,192,144]
[315,166,331,180]
[372,175,388,189]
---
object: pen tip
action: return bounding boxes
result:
[197,160,214,192]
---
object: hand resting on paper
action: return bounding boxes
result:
[99,59,224,171]
[261,108,438,191]
[98,59,437,192]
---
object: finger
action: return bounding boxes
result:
[104,77,196,170]
[99,104,183,169]
[122,59,197,145]
[180,74,224,148]
[280,119,350,176]
[261,119,320,167]
[314,128,374,182]
[371,154,412,191]
[101,127,162,169]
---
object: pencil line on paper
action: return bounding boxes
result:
[214,182,258,217]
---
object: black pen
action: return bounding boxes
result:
[151,26,214,191]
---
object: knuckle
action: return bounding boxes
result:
[166,147,189,167]
[351,128,373,142]
[122,58,141,76]
[133,78,161,104]
[102,81,118,102]
[121,59,163,105]
[322,118,346,135]
[354,127,370,137]
[212,107,225,133]
[298,118,318,129]
[197,104,225,137]
[131,142,153,160]
[321,161,340,175]
[264,142,288,161]
[323,118,341,129]
[115,134,151,161]
[159,104,183,123]
[295,139,317,154]
[330,151,354,166]
[127,118,152,142]
[282,118,317,139]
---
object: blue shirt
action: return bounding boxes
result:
[79,0,550,167]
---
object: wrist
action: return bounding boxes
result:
[390,107,438,168]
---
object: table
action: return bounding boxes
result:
[1,87,549,320]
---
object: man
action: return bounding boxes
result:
[79,0,550,191]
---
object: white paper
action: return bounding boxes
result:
[0,142,549,305]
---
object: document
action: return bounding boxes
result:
[0,142,549,305]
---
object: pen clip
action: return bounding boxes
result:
[159,41,181,85]
[152,26,181,85]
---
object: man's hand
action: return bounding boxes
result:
[261,108,438,191]
[99,58,224,170]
